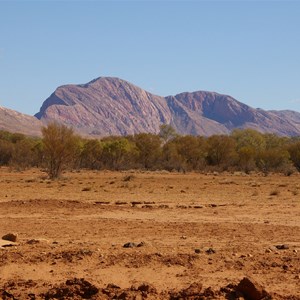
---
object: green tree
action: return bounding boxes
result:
[0,139,14,166]
[236,146,256,172]
[231,129,266,172]
[10,139,38,169]
[162,135,207,171]
[251,133,292,174]
[32,140,45,168]
[133,133,162,169]
[162,140,183,171]
[42,123,80,179]
[257,148,291,174]
[101,137,137,170]
[232,129,266,152]
[159,124,177,144]
[264,133,289,150]
[206,135,237,169]
[287,141,300,171]
[80,139,103,169]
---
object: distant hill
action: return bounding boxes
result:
[0,106,42,137]
[35,77,171,137]
[34,77,300,137]
[166,92,300,136]
[1,77,300,137]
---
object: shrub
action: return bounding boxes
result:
[42,123,80,179]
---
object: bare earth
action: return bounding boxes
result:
[0,168,299,299]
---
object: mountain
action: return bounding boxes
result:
[0,106,42,136]
[269,110,300,129]
[35,77,172,136]
[35,77,300,137]
[166,92,300,136]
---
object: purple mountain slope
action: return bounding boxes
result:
[34,77,300,137]
[2,77,300,137]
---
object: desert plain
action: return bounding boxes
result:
[0,167,299,299]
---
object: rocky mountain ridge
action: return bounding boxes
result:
[34,77,300,137]
[1,77,300,137]
[35,77,172,137]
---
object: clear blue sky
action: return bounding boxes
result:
[1,0,300,115]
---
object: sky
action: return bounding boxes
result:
[0,0,300,115]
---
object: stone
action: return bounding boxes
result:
[26,239,40,245]
[158,204,169,209]
[137,241,145,247]
[275,244,289,250]
[282,264,289,270]
[205,248,216,254]
[106,283,121,289]
[0,239,17,248]
[195,249,201,254]
[2,233,18,242]
[137,283,157,294]
[131,201,142,206]
[123,242,137,248]
[181,282,203,297]
[194,205,204,209]
[45,278,98,299]
[237,277,269,300]
[26,238,49,244]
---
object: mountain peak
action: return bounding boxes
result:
[35,76,172,136]
[31,76,300,137]
[83,76,136,88]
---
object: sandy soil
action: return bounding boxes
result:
[0,168,299,299]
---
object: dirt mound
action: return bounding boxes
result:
[44,278,99,299]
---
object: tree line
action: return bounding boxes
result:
[1,123,300,178]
